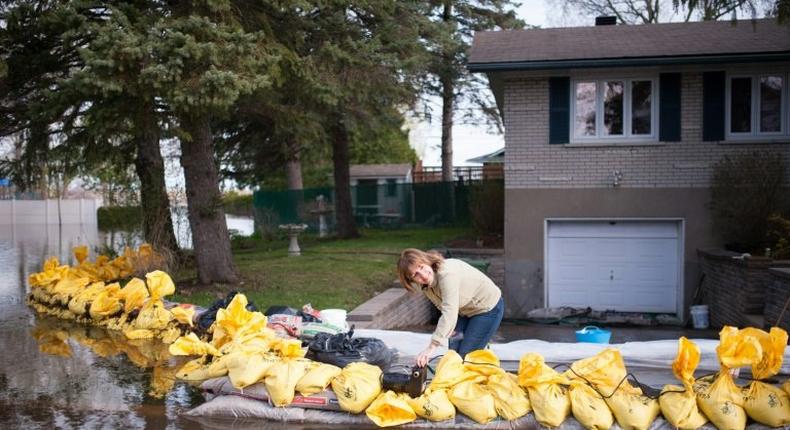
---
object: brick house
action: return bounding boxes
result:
[468,18,790,319]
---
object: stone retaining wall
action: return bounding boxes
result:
[698,248,790,328]
[764,268,790,332]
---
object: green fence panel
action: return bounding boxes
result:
[252,180,493,233]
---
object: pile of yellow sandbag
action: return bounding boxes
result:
[27,245,193,343]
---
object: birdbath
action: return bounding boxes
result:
[309,195,333,238]
[279,223,308,256]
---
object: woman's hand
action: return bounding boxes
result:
[415,343,437,367]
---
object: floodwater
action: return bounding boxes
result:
[0,217,315,430]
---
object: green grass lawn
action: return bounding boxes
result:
[171,227,470,312]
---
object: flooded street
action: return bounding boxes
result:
[0,218,299,429]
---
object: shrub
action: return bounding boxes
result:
[766,214,790,260]
[468,180,504,235]
[709,151,787,253]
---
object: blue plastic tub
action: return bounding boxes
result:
[575,326,612,344]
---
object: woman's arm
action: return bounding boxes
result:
[416,274,461,367]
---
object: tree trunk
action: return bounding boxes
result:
[440,0,454,183]
[179,113,238,284]
[134,102,180,257]
[285,141,305,223]
[330,114,359,239]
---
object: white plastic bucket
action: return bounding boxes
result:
[690,305,709,329]
[319,309,347,328]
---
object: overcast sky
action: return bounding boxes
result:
[413,0,552,167]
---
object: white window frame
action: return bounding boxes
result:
[726,72,788,140]
[570,77,659,143]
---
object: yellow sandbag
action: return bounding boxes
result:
[223,350,280,390]
[90,283,122,320]
[366,391,417,427]
[146,270,175,299]
[518,352,571,427]
[565,348,627,390]
[169,333,219,356]
[603,382,660,430]
[659,386,707,430]
[271,337,306,358]
[211,294,268,347]
[51,276,91,305]
[169,306,196,327]
[448,380,497,424]
[407,389,456,421]
[464,349,504,377]
[74,245,89,264]
[716,325,763,370]
[176,356,229,381]
[265,359,313,405]
[68,281,106,316]
[119,278,149,313]
[660,337,707,429]
[132,301,172,331]
[740,327,788,380]
[743,381,790,427]
[568,381,613,430]
[296,363,341,395]
[487,372,530,420]
[694,372,747,430]
[331,362,382,413]
[427,350,475,392]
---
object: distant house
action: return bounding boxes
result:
[469,18,790,319]
[349,163,412,216]
[466,148,505,180]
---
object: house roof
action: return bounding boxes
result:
[349,163,412,178]
[467,148,505,164]
[469,18,790,71]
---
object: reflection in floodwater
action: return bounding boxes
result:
[0,216,318,430]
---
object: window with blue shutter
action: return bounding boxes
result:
[549,77,570,144]
[659,73,681,142]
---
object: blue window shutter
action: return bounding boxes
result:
[703,71,725,142]
[659,73,681,142]
[549,77,570,144]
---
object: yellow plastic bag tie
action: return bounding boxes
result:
[406,389,456,421]
[170,306,196,327]
[365,391,417,427]
[89,283,123,320]
[740,327,788,380]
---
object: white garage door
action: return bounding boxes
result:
[546,220,680,313]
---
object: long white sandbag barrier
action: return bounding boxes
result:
[354,329,790,374]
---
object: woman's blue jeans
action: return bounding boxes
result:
[448,297,504,357]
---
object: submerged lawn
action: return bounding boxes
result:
[172,227,470,312]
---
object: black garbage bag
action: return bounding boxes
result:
[306,328,395,370]
[196,291,258,332]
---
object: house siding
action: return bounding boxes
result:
[501,66,790,319]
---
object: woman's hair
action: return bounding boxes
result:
[397,248,444,291]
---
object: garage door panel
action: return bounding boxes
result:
[547,221,680,313]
